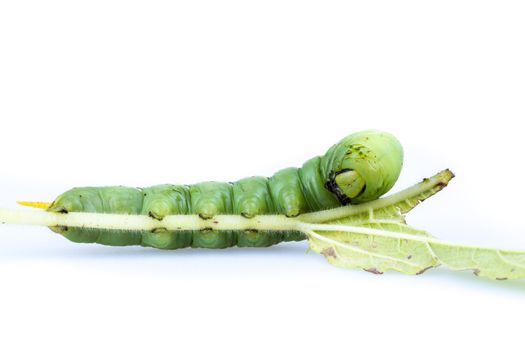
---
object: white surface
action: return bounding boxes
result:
[1,1,524,349]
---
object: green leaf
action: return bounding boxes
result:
[305,225,525,280]
[301,169,525,280]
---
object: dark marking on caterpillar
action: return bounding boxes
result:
[47,130,404,249]
[325,169,355,205]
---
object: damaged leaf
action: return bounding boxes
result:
[303,170,525,280]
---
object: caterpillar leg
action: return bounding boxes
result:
[268,168,309,217]
[140,185,192,249]
[232,177,273,218]
[231,177,283,247]
[189,182,236,248]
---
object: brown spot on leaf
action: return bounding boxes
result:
[321,247,337,258]
[473,269,481,276]
[436,181,448,190]
[416,266,434,275]
[364,268,383,275]
[496,277,508,281]
[406,255,412,260]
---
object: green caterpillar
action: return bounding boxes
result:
[44,130,403,249]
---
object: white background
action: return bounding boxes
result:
[1,1,524,349]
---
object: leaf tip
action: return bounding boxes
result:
[440,169,456,183]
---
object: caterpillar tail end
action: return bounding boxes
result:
[17,201,52,209]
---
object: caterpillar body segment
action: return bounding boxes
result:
[45,130,404,249]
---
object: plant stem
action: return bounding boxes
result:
[0,208,300,232]
[0,169,453,233]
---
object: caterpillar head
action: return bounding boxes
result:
[324,130,403,204]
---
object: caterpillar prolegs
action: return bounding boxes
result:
[39,130,403,249]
